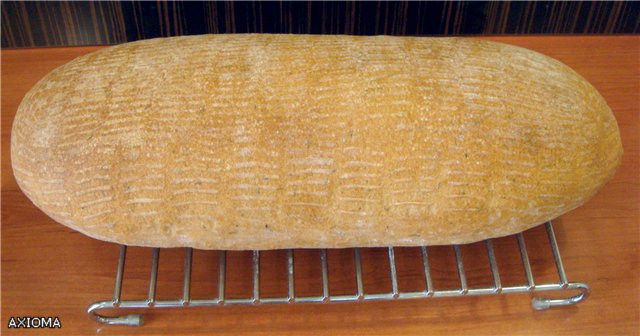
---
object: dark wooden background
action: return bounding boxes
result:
[2,1,639,48]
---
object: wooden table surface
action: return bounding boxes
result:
[2,36,638,335]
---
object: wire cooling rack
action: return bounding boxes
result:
[87,221,589,326]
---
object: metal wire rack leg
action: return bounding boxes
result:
[87,221,590,327]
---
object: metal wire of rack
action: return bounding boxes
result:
[87,221,590,326]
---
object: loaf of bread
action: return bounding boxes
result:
[11,34,622,250]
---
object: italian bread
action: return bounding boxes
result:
[11,34,622,250]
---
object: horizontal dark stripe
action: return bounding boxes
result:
[2,1,639,48]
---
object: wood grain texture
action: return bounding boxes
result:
[2,1,639,48]
[2,36,639,335]
[10,35,622,250]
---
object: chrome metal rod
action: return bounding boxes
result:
[258,297,290,304]
[287,249,295,302]
[147,248,160,304]
[532,282,590,310]
[87,279,591,325]
[354,248,364,299]
[295,296,325,303]
[485,240,502,293]
[88,260,591,326]
[113,245,127,305]
[453,245,468,294]
[545,222,568,286]
[90,224,592,327]
[420,246,434,295]
[516,233,535,289]
[87,300,144,327]
[182,248,192,305]
[252,250,260,303]
[320,249,329,301]
[98,282,587,307]
[218,251,226,303]
[388,247,399,297]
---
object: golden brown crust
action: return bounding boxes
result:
[11,34,622,249]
